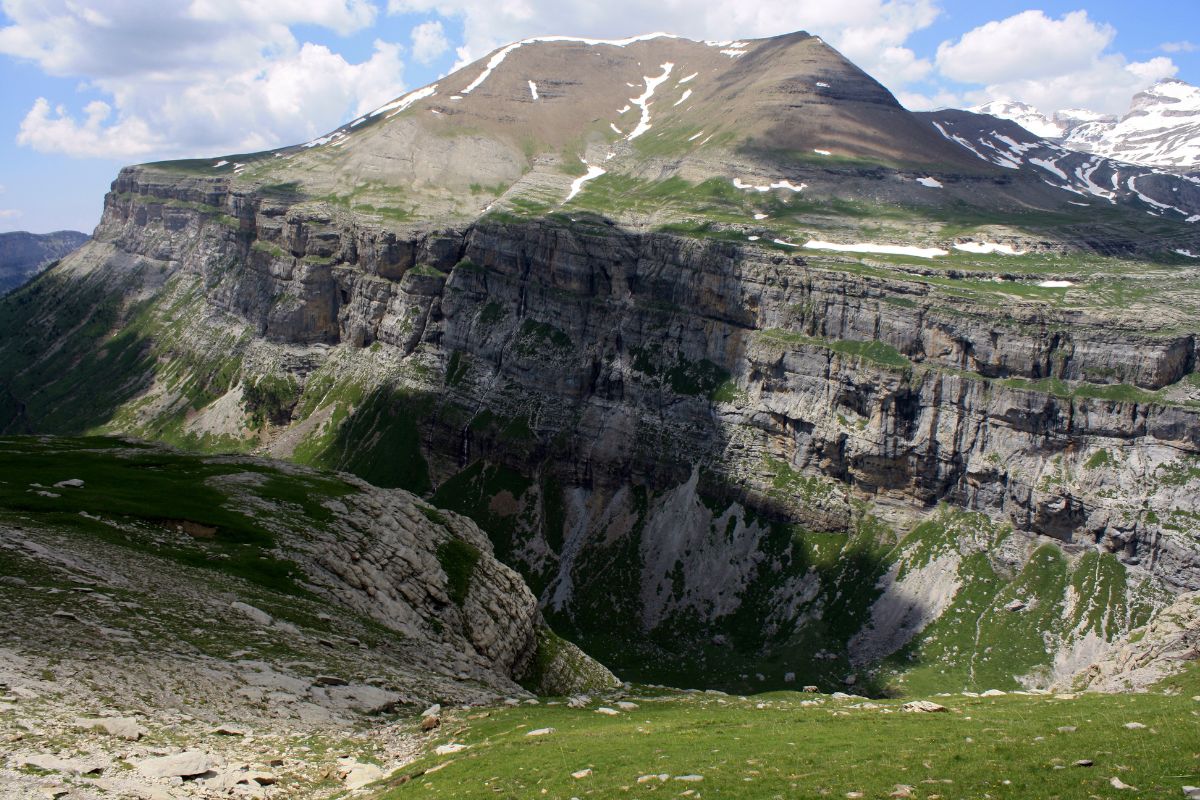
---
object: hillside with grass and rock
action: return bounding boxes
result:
[2,28,1200,799]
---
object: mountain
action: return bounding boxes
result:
[0,229,89,294]
[917,109,1200,228]
[972,79,1200,174]
[3,30,1200,699]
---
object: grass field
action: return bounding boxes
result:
[376,668,1200,799]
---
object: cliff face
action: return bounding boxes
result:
[4,160,1198,693]
[5,30,1200,693]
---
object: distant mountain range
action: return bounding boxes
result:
[0,230,90,295]
[972,79,1200,174]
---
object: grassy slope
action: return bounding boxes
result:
[375,670,1200,799]
[0,435,354,595]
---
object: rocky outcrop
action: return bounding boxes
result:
[1072,591,1200,692]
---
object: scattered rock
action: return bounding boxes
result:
[567,695,590,709]
[21,755,104,776]
[526,727,556,737]
[980,689,1006,697]
[901,701,948,713]
[802,685,819,693]
[211,724,249,736]
[596,707,619,716]
[675,774,704,782]
[637,774,669,783]
[784,672,795,683]
[435,743,468,755]
[1074,759,1094,767]
[1182,786,1200,799]
[135,751,212,779]
[1057,726,1077,733]
[338,760,384,789]
[1123,721,1146,729]
[230,602,272,627]
[616,701,638,710]
[1111,777,1136,790]
[53,479,85,489]
[1004,599,1026,612]
[75,715,147,740]
[890,785,915,798]
[315,675,348,686]
[572,768,592,779]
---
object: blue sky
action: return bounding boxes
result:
[1,0,1197,234]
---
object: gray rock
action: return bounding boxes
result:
[230,602,272,627]
[135,751,212,779]
[75,715,147,740]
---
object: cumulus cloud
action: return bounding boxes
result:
[0,209,22,219]
[0,0,406,159]
[410,20,450,64]
[386,0,939,95]
[935,10,1179,115]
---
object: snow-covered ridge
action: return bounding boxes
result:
[461,33,679,95]
[973,79,1200,173]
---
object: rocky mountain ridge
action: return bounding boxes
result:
[0,229,89,295]
[3,30,1200,696]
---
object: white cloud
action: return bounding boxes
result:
[1161,41,1198,54]
[936,11,1113,85]
[410,20,449,64]
[935,10,1179,115]
[0,209,22,219]
[387,0,940,95]
[1,0,406,159]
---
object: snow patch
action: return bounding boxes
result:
[1030,158,1068,180]
[733,178,806,193]
[916,177,943,188]
[1037,280,1074,288]
[753,213,767,220]
[816,81,830,88]
[626,63,675,140]
[674,88,692,107]
[610,123,623,135]
[1176,249,1199,258]
[371,85,438,118]
[773,239,799,247]
[528,81,538,100]
[954,241,1025,255]
[688,131,705,141]
[804,240,948,259]
[616,104,631,114]
[566,163,606,202]
[213,160,228,168]
[813,149,831,156]
[679,72,698,84]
